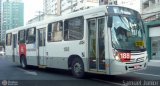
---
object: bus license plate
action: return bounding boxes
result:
[134,65,141,69]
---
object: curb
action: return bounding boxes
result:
[148,60,160,67]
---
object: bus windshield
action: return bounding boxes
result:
[110,15,146,51]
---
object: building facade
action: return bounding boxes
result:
[43,0,61,15]
[27,14,45,24]
[142,0,160,62]
[142,0,160,22]
[1,0,24,41]
[28,0,100,24]
[104,0,142,13]
[36,0,142,24]
[43,0,99,16]
[145,20,160,65]
[27,14,58,24]
[61,0,99,15]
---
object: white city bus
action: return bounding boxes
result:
[5,5,148,78]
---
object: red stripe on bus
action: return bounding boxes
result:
[19,44,26,57]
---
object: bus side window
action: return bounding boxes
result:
[64,20,69,40]
[48,23,52,41]
[6,33,12,46]
[64,16,84,41]
[18,30,25,44]
[48,21,63,42]
[53,21,63,41]
[26,27,36,44]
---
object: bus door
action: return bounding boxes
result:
[37,28,46,66]
[12,34,17,62]
[88,17,106,72]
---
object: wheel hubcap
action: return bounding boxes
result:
[74,63,82,74]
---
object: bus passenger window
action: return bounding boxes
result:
[26,27,36,44]
[64,16,84,41]
[48,21,63,42]
[18,30,25,44]
[48,24,52,41]
[6,33,12,46]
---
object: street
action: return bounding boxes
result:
[0,56,160,86]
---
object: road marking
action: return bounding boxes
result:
[17,68,38,76]
[91,78,124,86]
[134,72,160,77]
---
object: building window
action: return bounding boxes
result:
[64,16,84,41]
[48,21,63,42]
[151,37,160,60]
[6,33,12,46]
[114,1,117,5]
[26,27,36,44]
[151,0,155,4]
[143,1,149,9]
[18,30,25,43]
[109,2,112,5]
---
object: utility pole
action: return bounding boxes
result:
[36,11,44,21]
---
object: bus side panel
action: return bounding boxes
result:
[5,46,13,62]
[45,42,68,69]
[46,40,85,70]
[15,44,20,65]
[26,44,37,66]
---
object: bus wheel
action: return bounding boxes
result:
[71,58,84,78]
[20,56,27,68]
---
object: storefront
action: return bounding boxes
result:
[145,20,160,61]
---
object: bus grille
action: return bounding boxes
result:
[126,57,145,64]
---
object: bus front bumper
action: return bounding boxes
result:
[109,58,148,75]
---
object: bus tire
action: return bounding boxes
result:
[71,58,84,78]
[20,56,27,69]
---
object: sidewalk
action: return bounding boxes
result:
[148,60,160,67]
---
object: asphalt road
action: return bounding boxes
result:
[0,56,160,86]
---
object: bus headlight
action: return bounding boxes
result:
[115,55,120,61]
[113,49,121,61]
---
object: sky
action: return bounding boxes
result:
[23,0,43,24]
